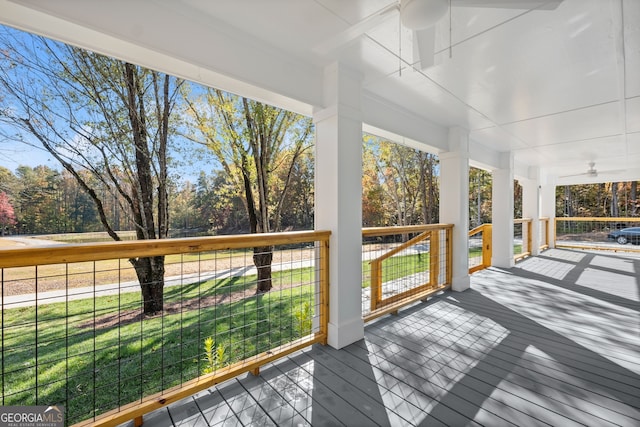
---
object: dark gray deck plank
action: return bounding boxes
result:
[458,341,640,424]
[167,396,209,427]
[268,354,348,426]
[349,337,530,426]
[453,290,640,364]
[358,333,570,427]
[139,407,174,427]
[193,389,241,427]
[287,347,391,426]
[452,294,640,382]
[318,344,450,427]
[148,249,640,427]
[362,292,640,426]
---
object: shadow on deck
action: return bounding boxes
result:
[135,248,640,426]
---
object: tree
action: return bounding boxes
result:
[14,165,62,233]
[631,181,638,216]
[0,28,183,314]
[186,88,313,293]
[469,167,492,227]
[419,151,439,224]
[610,182,619,217]
[169,180,197,235]
[362,141,387,226]
[363,135,440,227]
[0,191,16,235]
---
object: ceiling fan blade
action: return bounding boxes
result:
[598,169,626,175]
[559,172,588,178]
[413,27,436,70]
[451,0,562,10]
[313,2,398,56]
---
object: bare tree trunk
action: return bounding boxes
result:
[611,182,619,217]
[253,247,273,293]
[631,181,638,216]
[418,152,428,223]
[131,256,165,314]
[427,155,437,223]
[564,185,573,217]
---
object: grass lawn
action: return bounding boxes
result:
[1,267,316,424]
[362,252,432,288]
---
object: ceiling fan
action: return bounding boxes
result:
[316,0,563,70]
[560,162,624,179]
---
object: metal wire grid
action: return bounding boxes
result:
[0,243,321,424]
[362,230,448,317]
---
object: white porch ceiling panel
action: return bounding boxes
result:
[1,0,638,184]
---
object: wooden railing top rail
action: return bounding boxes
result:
[363,224,453,237]
[514,218,533,224]
[0,230,331,269]
[468,224,490,236]
[556,217,640,222]
[369,231,431,264]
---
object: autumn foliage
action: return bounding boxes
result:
[0,191,16,234]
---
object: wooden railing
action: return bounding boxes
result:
[539,217,550,251]
[555,217,640,252]
[513,218,533,262]
[469,217,550,273]
[468,224,492,273]
[0,231,330,427]
[362,224,453,322]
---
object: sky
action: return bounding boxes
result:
[0,142,56,171]
[0,23,299,183]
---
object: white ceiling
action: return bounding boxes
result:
[1,0,639,185]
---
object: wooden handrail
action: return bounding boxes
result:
[363,223,453,237]
[556,217,640,222]
[513,218,532,224]
[369,231,430,264]
[0,230,331,268]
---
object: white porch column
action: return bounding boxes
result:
[540,178,557,248]
[439,127,470,292]
[520,170,541,256]
[492,152,515,268]
[314,62,364,349]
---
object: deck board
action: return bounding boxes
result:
[134,249,640,426]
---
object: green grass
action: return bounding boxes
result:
[362,252,431,288]
[0,267,316,424]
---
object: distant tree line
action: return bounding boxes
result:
[558,182,639,217]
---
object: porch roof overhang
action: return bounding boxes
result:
[1,0,639,185]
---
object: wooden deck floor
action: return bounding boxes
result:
[136,248,640,426]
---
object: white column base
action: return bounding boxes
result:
[492,256,515,269]
[451,275,471,292]
[327,317,364,349]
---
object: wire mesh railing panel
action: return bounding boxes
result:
[469,230,484,270]
[0,231,329,426]
[513,221,524,258]
[362,225,452,320]
[539,217,550,250]
[555,217,640,251]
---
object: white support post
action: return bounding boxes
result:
[439,127,470,292]
[540,178,557,248]
[492,152,515,268]
[314,62,364,349]
[520,171,541,256]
